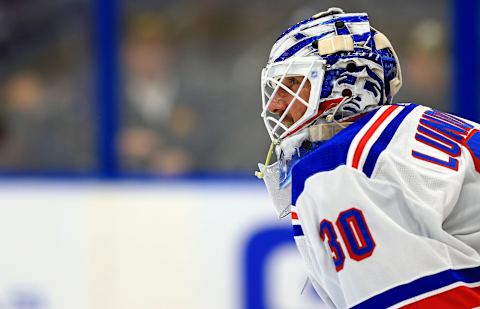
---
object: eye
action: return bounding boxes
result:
[281,77,298,90]
[288,77,299,85]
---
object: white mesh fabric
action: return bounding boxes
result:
[373,155,461,217]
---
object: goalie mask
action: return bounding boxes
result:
[257,8,402,217]
[261,7,402,142]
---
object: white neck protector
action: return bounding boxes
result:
[258,161,292,218]
[258,121,352,219]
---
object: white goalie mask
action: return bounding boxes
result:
[261,7,402,143]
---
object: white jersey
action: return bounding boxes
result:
[290,104,480,308]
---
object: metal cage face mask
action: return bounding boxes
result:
[261,58,326,141]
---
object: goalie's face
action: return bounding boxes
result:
[261,58,326,141]
[268,76,311,127]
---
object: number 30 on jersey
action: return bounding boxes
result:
[319,208,375,272]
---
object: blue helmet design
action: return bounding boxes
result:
[261,8,402,141]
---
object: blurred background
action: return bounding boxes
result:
[0,0,475,308]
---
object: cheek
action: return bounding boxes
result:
[300,86,310,100]
[289,80,311,121]
[290,101,307,121]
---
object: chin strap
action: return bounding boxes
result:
[255,139,279,179]
[306,95,353,141]
[308,122,353,141]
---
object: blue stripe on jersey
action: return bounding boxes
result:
[352,265,480,308]
[293,225,304,237]
[363,104,418,177]
[466,130,480,158]
[291,108,380,206]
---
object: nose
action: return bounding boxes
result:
[268,90,288,115]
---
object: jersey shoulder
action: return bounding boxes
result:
[292,103,421,205]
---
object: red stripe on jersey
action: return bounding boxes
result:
[401,285,480,308]
[352,105,399,169]
[291,212,298,220]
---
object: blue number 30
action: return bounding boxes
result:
[319,208,376,272]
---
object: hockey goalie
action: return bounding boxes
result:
[256,7,480,309]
